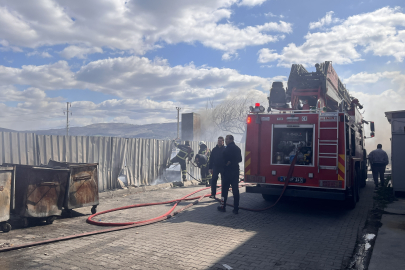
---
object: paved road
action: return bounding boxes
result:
[0,181,374,270]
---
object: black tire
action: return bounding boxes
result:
[1,222,11,232]
[262,194,278,201]
[344,184,357,210]
[65,209,73,218]
[22,218,29,228]
[91,205,97,215]
[355,168,360,202]
[46,216,56,225]
[360,161,367,188]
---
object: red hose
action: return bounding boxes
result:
[224,153,298,212]
[87,187,213,226]
[0,156,297,252]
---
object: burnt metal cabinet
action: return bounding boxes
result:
[0,166,14,232]
[5,164,69,227]
[48,160,99,216]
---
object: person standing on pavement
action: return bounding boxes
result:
[368,144,389,189]
[208,136,226,199]
[217,135,242,214]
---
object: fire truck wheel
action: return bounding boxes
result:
[355,168,363,202]
[22,218,29,228]
[360,162,367,188]
[262,194,279,202]
[46,216,56,225]
[2,223,11,232]
[344,185,357,210]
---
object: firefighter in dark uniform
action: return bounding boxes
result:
[197,142,212,186]
[217,135,242,214]
[194,154,210,186]
[167,140,194,182]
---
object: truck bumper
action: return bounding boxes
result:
[246,185,346,201]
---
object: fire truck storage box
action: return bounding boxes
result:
[386,110,405,193]
[0,166,14,232]
[5,164,69,222]
[48,160,99,214]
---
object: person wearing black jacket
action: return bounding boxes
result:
[218,134,242,214]
[208,136,225,198]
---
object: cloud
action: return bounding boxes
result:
[346,70,405,157]
[309,11,341,29]
[264,12,277,17]
[264,12,285,18]
[238,0,267,6]
[60,46,103,59]
[73,56,273,101]
[0,0,290,59]
[257,7,405,67]
[0,55,285,130]
[0,60,77,90]
[222,52,238,60]
[343,71,399,85]
[257,48,281,63]
[26,51,53,58]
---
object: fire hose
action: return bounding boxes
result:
[0,155,298,252]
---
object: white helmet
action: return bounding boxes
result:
[199,141,206,146]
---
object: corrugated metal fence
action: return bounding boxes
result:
[0,132,244,191]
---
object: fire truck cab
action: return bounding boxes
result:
[244,61,372,209]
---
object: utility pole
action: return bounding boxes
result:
[65,102,71,137]
[176,107,181,139]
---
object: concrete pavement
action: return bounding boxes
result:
[0,181,375,270]
[368,198,405,270]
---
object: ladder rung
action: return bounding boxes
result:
[320,140,338,142]
[319,153,338,155]
[319,156,337,159]
[319,166,337,170]
[320,143,338,146]
[320,127,338,129]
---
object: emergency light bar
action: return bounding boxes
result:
[249,103,265,113]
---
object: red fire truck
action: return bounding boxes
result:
[244,61,374,209]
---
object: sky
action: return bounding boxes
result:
[0,0,404,154]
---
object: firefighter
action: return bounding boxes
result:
[194,154,209,186]
[197,142,212,186]
[167,140,194,183]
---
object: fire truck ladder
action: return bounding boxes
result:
[317,112,339,173]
